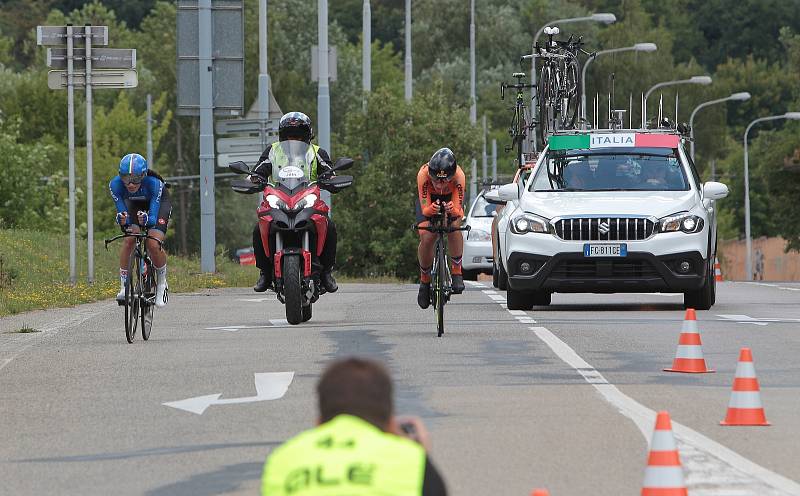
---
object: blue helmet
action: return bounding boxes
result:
[118,153,148,183]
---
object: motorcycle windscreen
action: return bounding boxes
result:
[269,140,313,190]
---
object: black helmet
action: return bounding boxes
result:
[279,112,313,143]
[428,147,457,180]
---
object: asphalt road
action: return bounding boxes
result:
[2,281,799,495]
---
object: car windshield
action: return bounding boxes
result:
[470,196,499,217]
[530,147,689,192]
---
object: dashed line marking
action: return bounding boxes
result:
[481,295,800,495]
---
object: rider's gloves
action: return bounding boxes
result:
[137,210,150,226]
[116,212,128,226]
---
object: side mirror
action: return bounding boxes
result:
[498,183,519,202]
[702,181,729,201]
[484,189,507,205]
[332,157,354,172]
[229,161,251,175]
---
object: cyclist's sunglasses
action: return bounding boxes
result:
[121,174,145,184]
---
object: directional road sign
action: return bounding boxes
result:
[216,136,267,154]
[47,48,136,70]
[36,25,108,46]
[217,151,266,168]
[47,69,138,90]
[215,118,279,135]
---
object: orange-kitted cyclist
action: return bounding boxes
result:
[415,148,466,308]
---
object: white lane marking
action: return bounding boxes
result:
[488,294,506,302]
[483,298,800,494]
[0,358,13,372]
[466,281,486,288]
[482,289,498,295]
[517,318,537,324]
[508,310,528,316]
[237,297,273,302]
[163,372,294,415]
[269,318,289,326]
[717,315,770,326]
[741,282,800,292]
[626,293,682,297]
[205,319,290,332]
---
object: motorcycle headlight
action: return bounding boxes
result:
[265,194,280,209]
[659,212,704,234]
[510,214,550,234]
[304,193,318,205]
[468,229,491,241]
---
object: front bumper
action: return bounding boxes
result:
[462,239,493,270]
[506,250,707,292]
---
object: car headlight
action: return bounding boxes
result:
[659,212,704,234]
[265,194,281,209]
[510,214,550,234]
[468,229,491,241]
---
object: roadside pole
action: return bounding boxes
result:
[318,0,332,209]
[66,25,77,284]
[198,0,216,272]
[492,139,497,181]
[362,0,371,112]
[482,114,487,184]
[404,0,412,101]
[146,94,153,166]
[84,25,95,283]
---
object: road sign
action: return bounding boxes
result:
[215,118,278,135]
[176,0,244,116]
[36,25,108,46]
[217,151,265,168]
[47,48,136,70]
[47,69,138,90]
[163,372,294,415]
[216,136,267,154]
[311,44,338,81]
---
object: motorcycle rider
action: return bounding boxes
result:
[415,148,466,309]
[250,111,339,294]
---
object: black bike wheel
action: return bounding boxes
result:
[125,252,140,343]
[537,65,554,147]
[433,239,449,337]
[283,256,303,325]
[561,57,580,129]
[141,260,155,341]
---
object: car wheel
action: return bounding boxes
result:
[498,259,509,291]
[684,258,714,310]
[462,269,478,281]
[492,263,499,288]
[531,290,552,306]
[507,286,534,310]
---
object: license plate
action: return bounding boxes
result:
[583,243,627,257]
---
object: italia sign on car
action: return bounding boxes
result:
[548,133,680,150]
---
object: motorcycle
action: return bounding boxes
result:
[228,141,354,325]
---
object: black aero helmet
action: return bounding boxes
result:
[279,112,313,142]
[428,147,457,180]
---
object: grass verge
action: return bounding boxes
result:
[0,228,255,317]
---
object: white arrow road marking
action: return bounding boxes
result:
[163,372,294,415]
[481,297,800,494]
[717,314,770,326]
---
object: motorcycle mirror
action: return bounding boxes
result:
[332,157,354,171]
[231,179,262,194]
[320,175,354,192]
[229,161,251,174]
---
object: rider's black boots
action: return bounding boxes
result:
[322,270,338,293]
[254,270,271,292]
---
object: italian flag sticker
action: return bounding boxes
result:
[549,133,679,150]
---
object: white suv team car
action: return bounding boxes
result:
[495,130,729,310]
[462,189,500,280]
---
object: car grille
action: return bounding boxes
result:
[553,217,656,241]
[551,259,660,279]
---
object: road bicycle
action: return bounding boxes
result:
[105,229,164,343]
[414,203,470,337]
[531,27,591,145]
[501,72,536,169]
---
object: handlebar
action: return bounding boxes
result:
[414,224,471,234]
[104,231,164,251]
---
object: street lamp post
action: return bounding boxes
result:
[688,92,751,162]
[742,112,800,280]
[530,12,616,150]
[642,76,712,127]
[580,42,657,122]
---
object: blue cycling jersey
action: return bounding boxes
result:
[109,175,164,227]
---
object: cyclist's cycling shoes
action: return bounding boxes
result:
[417,282,431,309]
[451,274,465,294]
[116,289,126,303]
[156,280,168,307]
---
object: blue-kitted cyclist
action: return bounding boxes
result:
[109,153,172,307]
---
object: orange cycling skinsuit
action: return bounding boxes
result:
[415,147,466,309]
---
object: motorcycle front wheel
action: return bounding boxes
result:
[283,255,304,325]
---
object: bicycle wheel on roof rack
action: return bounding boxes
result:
[560,56,580,130]
[537,64,554,148]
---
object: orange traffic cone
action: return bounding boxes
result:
[642,411,687,496]
[530,490,550,496]
[721,347,770,426]
[714,257,723,282]
[664,308,714,373]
